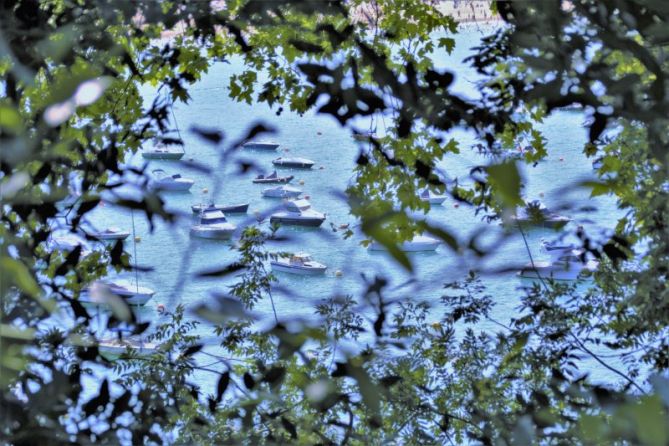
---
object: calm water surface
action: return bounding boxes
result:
[81,25,623,392]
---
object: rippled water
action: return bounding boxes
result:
[80,25,623,390]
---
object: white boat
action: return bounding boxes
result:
[48,234,94,257]
[540,238,576,255]
[270,199,326,227]
[262,185,303,198]
[242,141,280,150]
[518,250,599,281]
[272,157,314,169]
[141,143,185,160]
[252,171,293,184]
[84,227,130,241]
[80,280,156,306]
[507,200,571,229]
[419,189,447,205]
[369,235,441,252]
[98,337,159,359]
[190,208,236,240]
[271,252,327,275]
[352,130,376,141]
[151,169,194,191]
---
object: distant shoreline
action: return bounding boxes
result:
[352,0,500,26]
[158,1,500,39]
[436,0,501,24]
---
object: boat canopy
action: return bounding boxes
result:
[292,252,312,260]
[201,210,228,224]
[285,200,311,212]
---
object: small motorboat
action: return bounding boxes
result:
[242,141,280,150]
[151,169,194,191]
[190,208,237,240]
[80,280,156,306]
[272,157,315,169]
[352,130,376,141]
[557,104,582,112]
[141,143,185,160]
[270,199,326,227]
[84,227,130,241]
[191,203,249,214]
[369,234,441,252]
[252,171,294,184]
[262,185,302,199]
[419,189,447,205]
[518,249,599,281]
[47,234,94,257]
[507,200,571,229]
[97,337,159,360]
[540,238,576,255]
[271,252,327,275]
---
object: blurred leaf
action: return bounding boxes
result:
[0,104,22,133]
[486,161,523,208]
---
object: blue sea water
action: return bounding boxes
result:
[80,25,624,392]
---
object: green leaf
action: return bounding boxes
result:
[486,161,523,207]
[1,258,41,297]
[0,104,22,133]
[438,37,455,54]
[633,396,667,446]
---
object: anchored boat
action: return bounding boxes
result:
[271,252,327,275]
[151,169,194,191]
[269,199,325,227]
[369,234,441,252]
[141,143,185,160]
[253,171,294,184]
[419,189,447,205]
[506,200,571,229]
[80,280,156,306]
[84,227,130,241]
[190,208,236,240]
[272,157,315,169]
[191,203,249,214]
[518,249,599,281]
[242,141,280,150]
[262,185,302,198]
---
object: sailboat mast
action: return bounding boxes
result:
[170,101,185,154]
[130,209,139,293]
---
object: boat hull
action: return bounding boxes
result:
[191,203,249,214]
[421,197,447,205]
[154,181,193,192]
[253,176,294,184]
[86,231,130,241]
[369,241,440,252]
[271,262,327,275]
[272,161,314,169]
[243,142,279,150]
[80,289,155,306]
[142,151,184,160]
[518,261,597,281]
[98,343,158,360]
[262,189,302,198]
[269,216,325,227]
[509,217,571,229]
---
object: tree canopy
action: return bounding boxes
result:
[1,0,669,444]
